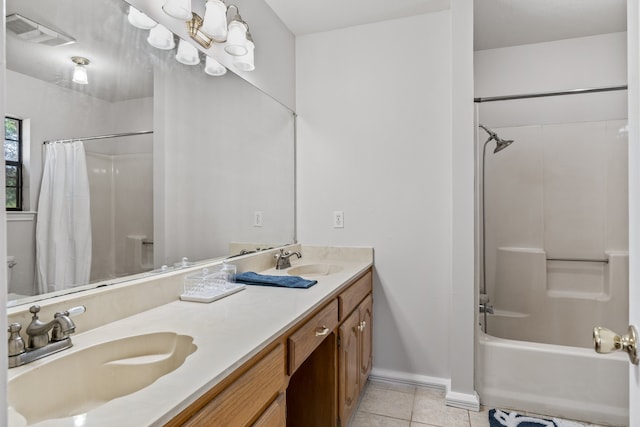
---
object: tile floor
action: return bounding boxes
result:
[348,379,608,427]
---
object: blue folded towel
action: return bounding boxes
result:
[235,272,317,289]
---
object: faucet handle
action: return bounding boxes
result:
[29,305,41,320]
[60,306,86,317]
[7,323,26,357]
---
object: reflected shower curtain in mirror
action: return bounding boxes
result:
[36,141,92,293]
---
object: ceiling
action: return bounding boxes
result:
[474,0,627,51]
[4,0,628,103]
[263,0,450,36]
[264,0,627,50]
[6,0,154,102]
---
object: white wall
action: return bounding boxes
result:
[449,0,477,407]
[154,65,295,266]
[475,32,627,98]
[296,12,454,381]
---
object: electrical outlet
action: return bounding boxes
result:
[333,211,344,228]
[253,211,263,227]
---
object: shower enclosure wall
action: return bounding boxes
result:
[480,93,629,347]
[476,88,629,425]
[84,133,154,282]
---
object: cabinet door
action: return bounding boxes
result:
[359,294,373,390]
[253,393,286,427]
[338,309,360,426]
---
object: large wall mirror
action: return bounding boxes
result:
[5,0,295,306]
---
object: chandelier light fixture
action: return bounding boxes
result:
[162,0,192,21]
[204,55,227,76]
[158,0,254,73]
[147,24,176,50]
[232,30,254,71]
[126,1,256,75]
[175,39,201,65]
[127,6,157,30]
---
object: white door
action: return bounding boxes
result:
[628,0,639,424]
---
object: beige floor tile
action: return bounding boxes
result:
[349,411,411,427]
[468,406,490,427]
[409,423,434,427]
[415,386,446,401]
[358,386,415,421]
[412,393,470,427]
[367,379,417,394]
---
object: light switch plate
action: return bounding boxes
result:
[254,211,263,227]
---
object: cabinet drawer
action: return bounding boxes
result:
[252,393,286,427]
[338,271,372,320]
[184,344,285,427]
[288,299,339,374]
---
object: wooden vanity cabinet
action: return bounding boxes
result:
[166,269,372,427]
[167,344,286,427]
[337,276,373,427]
[253,393,286,427]
[358,294,373,383]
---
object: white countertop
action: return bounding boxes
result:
[7,246,373,427]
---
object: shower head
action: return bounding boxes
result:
[479,124,514,153]
[493,138,514,153]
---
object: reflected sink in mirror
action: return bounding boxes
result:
[8,332,196,425]
[288,264,343,277]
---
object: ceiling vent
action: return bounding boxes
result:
[6,14,75,47]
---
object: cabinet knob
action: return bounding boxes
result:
[315,326,330,337]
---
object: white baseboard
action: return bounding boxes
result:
[369,367,449,390]
[445,389,480,411]
[369,367,480,412]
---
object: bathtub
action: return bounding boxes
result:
[476,332,628,426]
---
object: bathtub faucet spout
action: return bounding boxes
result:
[479,293,494,314]
[479,304,494,314]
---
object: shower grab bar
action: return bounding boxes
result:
[546,257,608,264]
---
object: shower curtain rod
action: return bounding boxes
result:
[43,130,153,144]
[473,85,627,103]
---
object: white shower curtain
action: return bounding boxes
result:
[36,141,92,294]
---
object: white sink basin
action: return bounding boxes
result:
[288,263,343,277]
[8,332,196,425]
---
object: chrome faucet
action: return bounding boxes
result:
[479,293,494,314]
[274,249,302,269]
[8,305,85,368]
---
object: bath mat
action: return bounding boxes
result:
[489,409,590,427]
[489,409,557,427]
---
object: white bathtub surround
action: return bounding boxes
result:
[7,245,373,426]
[124,235,154,274]
[86,150,153,282]
[476,332,628,426]
[487,248,628,348]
